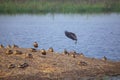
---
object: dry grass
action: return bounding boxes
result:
[0,47,120,80]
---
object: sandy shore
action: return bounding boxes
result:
[0,46,120,80]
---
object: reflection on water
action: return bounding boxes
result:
[0,13,120,61]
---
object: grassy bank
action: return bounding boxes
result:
[0,0,120,14]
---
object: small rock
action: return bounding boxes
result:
[48,47,54,52]
[5,50,13,55]
[8,64,15,69]
[18,63,29,68]
[13,50,23,55]
[29,48,37,52]
[41,49,46,55]
[33,42,38,48]
[0,44,4,48]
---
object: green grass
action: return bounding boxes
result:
[0,0,120,14]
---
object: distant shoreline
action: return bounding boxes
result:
[0,0,120,14]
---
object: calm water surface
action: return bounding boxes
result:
[0,13,120,61]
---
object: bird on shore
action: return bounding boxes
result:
[65,31,77,44]
[102,56,107,61]
[33,42,38,48]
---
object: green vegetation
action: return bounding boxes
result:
[0,0,120,14]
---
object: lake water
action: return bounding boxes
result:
[0,13,120,61]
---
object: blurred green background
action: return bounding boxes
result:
[0,0,120,14]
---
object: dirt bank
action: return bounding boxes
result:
[0,46,120,80]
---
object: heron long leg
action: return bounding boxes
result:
[75,40,77,44]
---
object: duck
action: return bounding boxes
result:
[29,48,37,52]
[102,56,107,61]
[0,44,4,48]
[6,50,13,55]
[12,44,19,48]
[33,42,38,48]
[13,50,22,55]
[41,49,46,55]
[8,64,15,69]
[26,53,33,58]
[48,47,54,52]
[63,49,69,55]
[18,63,29,68]
[79,53,84,57]
[6,45,11,49]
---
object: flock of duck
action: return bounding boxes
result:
[0,42,57,69]
[0,41,107,69]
